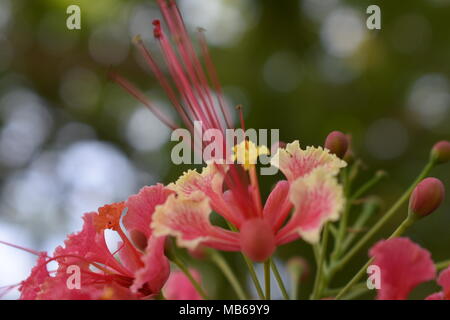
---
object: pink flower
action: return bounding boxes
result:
[369,237,436,300]
[426,267,450,300]
[110,1,346,262]
[431,140,450,164]
[152,141,346,262]
[19,184,172,300]
[164,270,203,300]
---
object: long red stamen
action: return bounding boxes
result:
[236,105,246,132]
[0,283,20,298]
[108,71,178,130]
[197,27,233,129]
[0,240,42,256]
[116,228,144,268]
[115,0,262,224]
[159,0,224,131]
[133,35,194,132]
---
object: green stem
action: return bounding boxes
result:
[341,285,370,300]
[350,170,387,202]
[210,250,248,300]
[242,253,265,299]
[226,221,265,299]
[324,282,366,296]
[264,260,271,300]
[334,161,434,272]
[331,167,354,262]
[270,259,290,300]
[341,199,380,252]
[170,254,209,300]
[335,216,417,299]
[436,260,450,271]
[311,224,329,299]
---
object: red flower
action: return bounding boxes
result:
[152,142,346,262]
[19,184,172,300]
[369,237,436,300]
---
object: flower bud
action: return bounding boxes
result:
[324,131,349,159]
[409,177,445,218]
[431,141,450,164]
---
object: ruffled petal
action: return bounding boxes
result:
[130,236,170,294]
[124,184,174,238]
[37,274,138,300]
[19,253,50,300]
[152,194,240,251]
[53,213,131,276]
[271,140,346,181]
[169,163,242,226]
[369,237,436,300]
[170,163,226,199]
[276,167,344,244]
[164,270,203,300]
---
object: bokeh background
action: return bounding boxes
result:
[0,0,449,299]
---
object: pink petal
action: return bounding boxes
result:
[124,184,174,239]
[53,213,132,276]
[36,277,105,300]
[152,194,240,251]
[131,236,170,294]
[222,189,247,226]
[19,253,50,300]
[263,180,292,232]
[425,292,444,300]
[426,266,450,300]
[117,241,142,273]
[437,267,450,298]
[37,274,138,300]
[170,164,242,226]
[271,141,346,181]
[164,270,203,300]
[276,167,344,244]
[369,237,436,300]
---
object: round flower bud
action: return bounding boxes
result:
[409,177,445,218]
[431,141,450,164]
[324,131,349,159]
[240,218,275,262]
